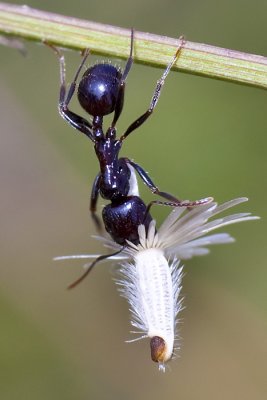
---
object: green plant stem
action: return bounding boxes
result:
[0,2,266,89]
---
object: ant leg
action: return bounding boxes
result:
[121,28,134,81]
[143,197,213,222]
[120,36,186,141]
[126,159,213,213]
[90,173,103,232]
[68,247,125,289]
[47,43,89,107]
[45,42,94,140]
[64,48,90,106]
[110,28,134,129]
[126,159,182,203]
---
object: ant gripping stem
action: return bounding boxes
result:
[47,31,188,218]
[120,35,186,141]
[47,31,212,288]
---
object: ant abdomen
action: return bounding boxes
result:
[77,63,122,116]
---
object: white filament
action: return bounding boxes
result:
[117,247,183,365]
[54,197,259,370]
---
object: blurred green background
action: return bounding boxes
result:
[0,0,266,399]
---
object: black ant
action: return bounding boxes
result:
[47,30,212,288]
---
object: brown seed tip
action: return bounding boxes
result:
[150,336,167,363]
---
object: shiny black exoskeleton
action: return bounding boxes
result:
[48,31,210,287]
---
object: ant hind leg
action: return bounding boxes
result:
[110,28,134,129]
[120,36,186,141]
[45,42,94,139]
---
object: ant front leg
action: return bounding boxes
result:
[126,159,213,211]
[143,197,214,223]
[125,159,182,203]
[90,173,103,233]
[45,43,94,140]
[120,36,186,141]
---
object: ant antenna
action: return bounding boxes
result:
[67,247,125,289]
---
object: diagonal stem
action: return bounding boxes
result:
[0,2,266,89]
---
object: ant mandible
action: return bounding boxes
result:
[47,30,212,288]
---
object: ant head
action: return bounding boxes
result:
[77,63,123,117]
